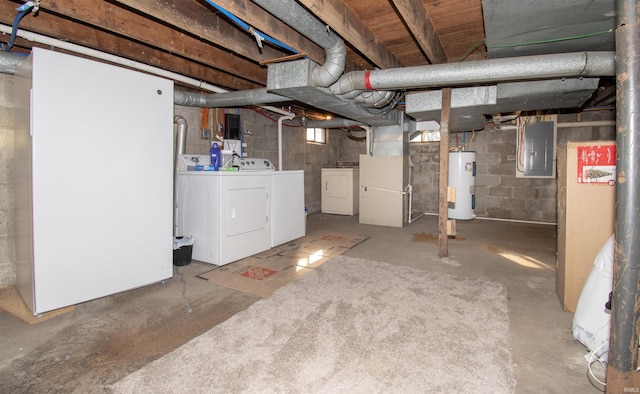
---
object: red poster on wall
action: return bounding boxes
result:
[577,145,616,185]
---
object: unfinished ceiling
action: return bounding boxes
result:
[0,0,617,129]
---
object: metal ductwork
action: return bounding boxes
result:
[0,52,26,74]
[251,0,398,126]
[251,0,345,88]
[330,51,615,94]
[174,88,291,107]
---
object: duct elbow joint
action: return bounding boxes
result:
[311,39,346,87]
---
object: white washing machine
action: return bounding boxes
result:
[176,155,272,266]
[176,155,306,266]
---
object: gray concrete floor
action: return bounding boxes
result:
[0,213,604,393]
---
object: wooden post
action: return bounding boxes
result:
[438,88,452,258]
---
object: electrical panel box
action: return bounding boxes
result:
[225,114,241,140]
[516,115,557,178]
[524,122,554,176]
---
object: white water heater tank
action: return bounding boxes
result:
[448,151,476,220]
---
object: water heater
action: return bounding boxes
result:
[448,151,476,220]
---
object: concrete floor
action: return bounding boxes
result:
[0,213,604,393]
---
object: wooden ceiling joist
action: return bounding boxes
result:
[390,0,448,64]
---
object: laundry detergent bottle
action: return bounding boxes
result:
[210,142,221,171]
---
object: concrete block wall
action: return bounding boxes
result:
[409,110,615,223]
[0,68,614,289]
[220,109,364,214]
[0,74,15,289]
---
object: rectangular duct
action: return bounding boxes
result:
[405,78,600,131]
[267,59,399,126]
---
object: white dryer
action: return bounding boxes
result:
[176,155,271,266]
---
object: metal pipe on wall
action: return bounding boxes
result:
[606,0,640,390]
[173,116,188,237]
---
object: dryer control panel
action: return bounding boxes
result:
[239,158,274,171]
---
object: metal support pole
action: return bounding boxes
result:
[438,88,451,258]
[607,0,640,391]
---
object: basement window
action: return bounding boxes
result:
[306,128,326,144]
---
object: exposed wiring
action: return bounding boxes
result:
[586,340,609,387]
[204,0,298,53]
[174,266,193,314]
[458,39,486,62]
[343,127,366,142]
[487,29,613,49]
[2,1,39,52]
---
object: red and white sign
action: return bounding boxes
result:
[577,145,616,185]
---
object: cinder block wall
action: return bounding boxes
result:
[239,110,363,213]
[0,74,15,289]
[409,110,615,223]
[0,67,615,289]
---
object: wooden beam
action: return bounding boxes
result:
[296,0,403,69]
[0,3,262,91]
[114,0,312,66]
[39,0,267,85]
[439,88,452,258]
[390,0,448,64]
[213,0,326,65]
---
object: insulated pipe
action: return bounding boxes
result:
[0,24,295,118]
[173,115,188,237]
[277,114,295,171]
[352,90,396,108]
[174,89,291,107]
[330,51,616,94]
[251,0,345,87]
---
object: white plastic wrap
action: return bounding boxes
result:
[572,234,614,362]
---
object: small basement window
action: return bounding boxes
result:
[306,127,326,144]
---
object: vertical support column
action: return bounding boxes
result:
[438,88,452,258]
[607,0,640,391]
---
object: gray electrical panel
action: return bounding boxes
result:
[523,121,555,177]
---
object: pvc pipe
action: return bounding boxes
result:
[417,212,556,225]
[497,120,616,131]
[0,23,294,118]
[277,114,295,170]
[557,120,616,128]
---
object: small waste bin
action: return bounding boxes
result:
[173,236,194,266]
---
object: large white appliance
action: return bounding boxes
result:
[271,171,305,246]
[176,155,305,266]
[448,151,477,220]
[321,168,359,215]
[14,48,174,315]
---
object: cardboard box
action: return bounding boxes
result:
[556,141,615,312]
